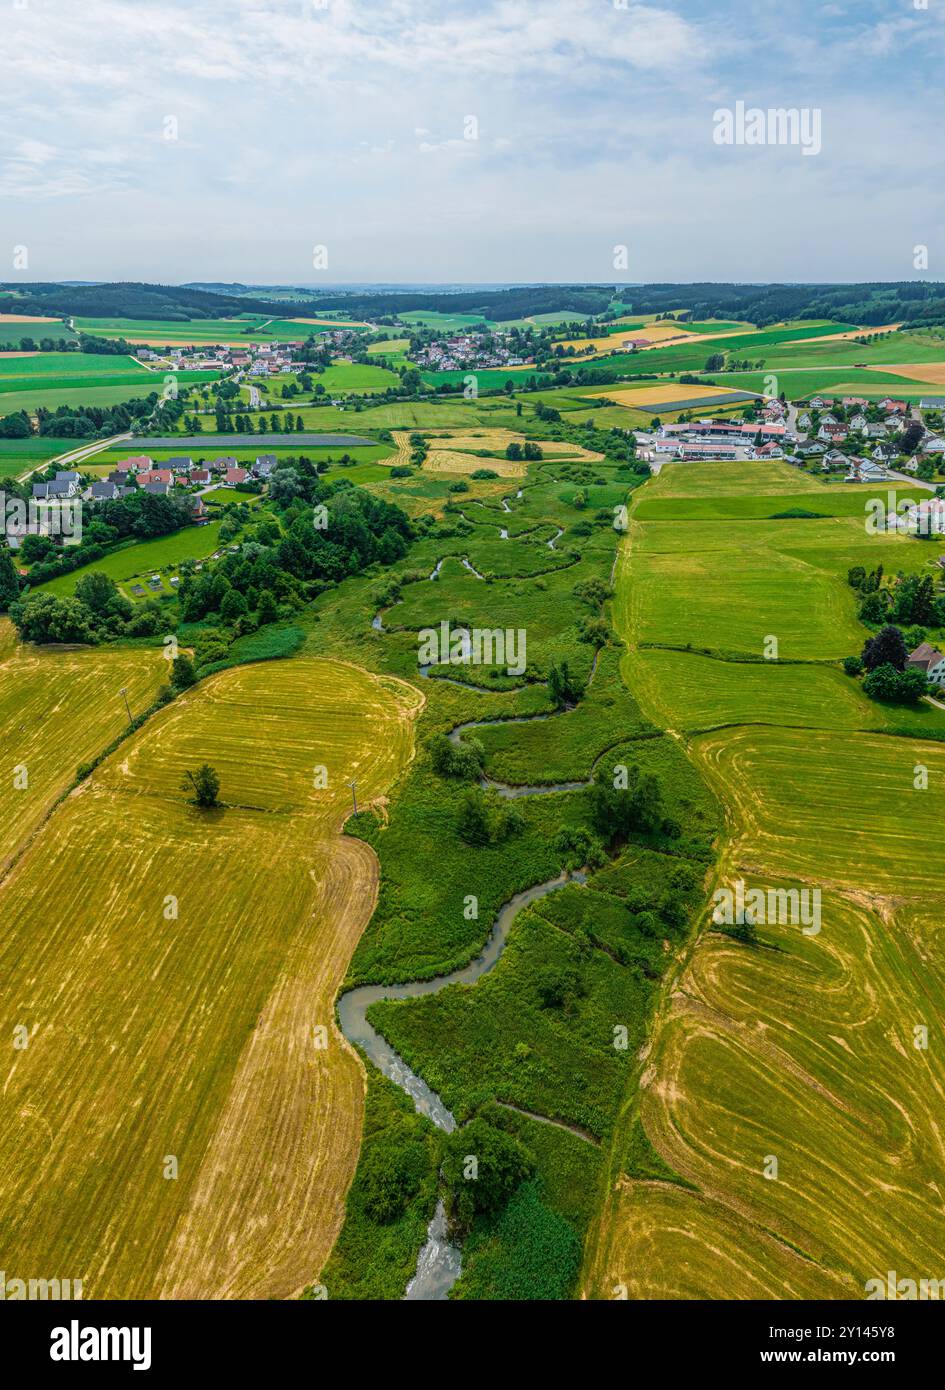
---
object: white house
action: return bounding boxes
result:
[907,643,945,685]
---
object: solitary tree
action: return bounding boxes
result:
[171,653,197,689]
[181,764,221,808]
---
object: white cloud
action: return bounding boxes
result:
[0,0,941,280]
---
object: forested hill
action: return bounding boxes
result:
[0,281,280,320]
[5,279,945,329]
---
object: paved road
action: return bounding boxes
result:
[885,469,936,492]
[15,431,133,484]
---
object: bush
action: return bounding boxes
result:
[359,1138,429,1224]
[428,732,484,781]
[862,663,928,705]
[442,1118,534,1232]
[842,655,864,676]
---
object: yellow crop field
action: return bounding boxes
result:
[586,383,749,408]
[0,656,422,1298]
[385,429,603,477]
[867,361,945,385]
[0,621,166,872]
[423,449,526,477]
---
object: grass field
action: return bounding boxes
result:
[581,456,945,1301]
[34,522,226,599]
[0,656,421,1298]
[0,351,219,415]
[0,437,87,479]
[317,362,400,393]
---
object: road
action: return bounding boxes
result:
[247,384,261,409]
[15,432,133,484]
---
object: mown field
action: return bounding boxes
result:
[582,456,945,1301]
[0,656,420,1298]
[0,620,166,871]
[34,521,226,599]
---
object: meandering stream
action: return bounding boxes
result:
[346,519,608,1298]
[337,868,586,1299]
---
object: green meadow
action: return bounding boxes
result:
[33,521,225,598]
[581,452,945,1301]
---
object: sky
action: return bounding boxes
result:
[2,0,944,286]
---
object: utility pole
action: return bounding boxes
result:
[349,780,358,815]
[120,687,133,726]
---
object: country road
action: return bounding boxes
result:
[15,432,133,484]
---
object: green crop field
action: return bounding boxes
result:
[582,454,945,1301]
[318,362,400,393]
[0,351,152,383]
[0,322,77,346]
[0,437,85,479]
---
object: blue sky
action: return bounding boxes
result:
[2,0,943,284]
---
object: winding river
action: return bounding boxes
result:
[337,868,586,1299]
[346,520,610,1297]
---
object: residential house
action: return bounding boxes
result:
[137,469,173,486]
[90,481,121,502]
[33,478,78,500]
[224,467,249,485]
[921,436,945,454]
[190,468,211,485]
[253,454,277,478]
[165,457,193,474]
[143,482,170,497]
[907,642,945,685]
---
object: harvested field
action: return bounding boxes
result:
[586,384,756,409]
[0,656,422,1299]
[867,362,945,385]
[0,623,166,872]
[423,450,526,477]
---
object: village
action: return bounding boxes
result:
[30,451,274,510]
[644,392,945,487]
